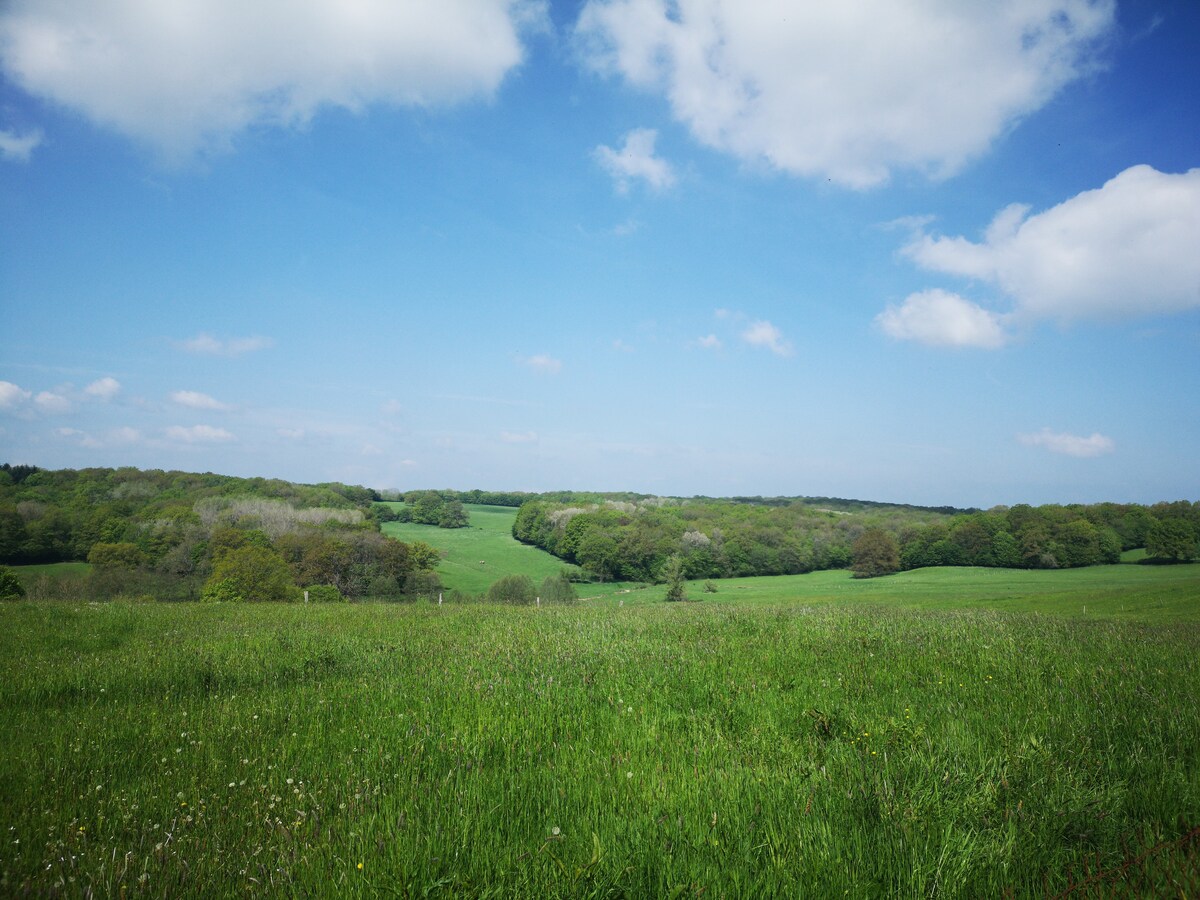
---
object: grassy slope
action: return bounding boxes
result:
[653,563,1200,622]
[381,503,639,597]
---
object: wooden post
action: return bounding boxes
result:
[304,590,309,603]
[438,592,443,606]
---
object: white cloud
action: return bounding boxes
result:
[0,127,42,162]
[58,425,142,448]
[594,127,676,192]
[33,391,71,414]
[904,165,1200,323]
[0,0,546,157]
[1018,428,1115,458]
[576,0,1113,188]
[500,430,538,443]
[170,389,229,410]
[612,339,635,353]
[179,333,274,356]
[519,353,563,375]
[165,424,235,443]
[695,334,722,350]
[0,380,31,410]
[740,320,792,357]
[277,428,306,440]
[84,376,121,400]
[876,289,1008,349]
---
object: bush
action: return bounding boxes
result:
[486,574,536,604]
[0,565,25,601]
[200,579,244,603]
[403,570,442,601]
[87,542,147,570]
[304,584,344,603]
[539,571,578,604]
[203,545,299,602]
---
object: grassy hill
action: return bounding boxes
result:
[380,503,639,597]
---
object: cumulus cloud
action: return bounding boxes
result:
[1018,428,1115,458]
[0,380,32,410]
[876,289,1008,349]
[0,0,546,157]
[500,430,538,443]
[0,127,42,162]
[695,334,722,350]
[166,424,235,443]
[594,127,676,192]
[179,333,274,356]
[576,0,1113,187]
[84,377,121,400]
[170,389,229,410]
[740,320,792,356]
[33,391,71,414]
[519,354,563,375]
[903,165,1200,324]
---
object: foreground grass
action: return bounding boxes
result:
[381,504,638,597]
[1,597,1198,897]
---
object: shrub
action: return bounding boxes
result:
[487,574,536,604]
[539,571,578,604]
[87,542,146,570]
[304,584,344,603]
[403,570,442,601]
[0,565,25,601]
[203,545,299,602]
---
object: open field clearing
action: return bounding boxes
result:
[654,563,1200,622]
[381,504,639,597]
[2,580,1198,897]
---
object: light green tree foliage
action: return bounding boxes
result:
[201,545,298,602]
[486,574,536,604]
[852,528,901,578]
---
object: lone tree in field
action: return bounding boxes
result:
[662,554,688,601]
[851,528,900,578]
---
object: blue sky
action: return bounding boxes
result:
[1,0,1198,507]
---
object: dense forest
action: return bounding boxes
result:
[512,495,1200,582]
[0,464,440,601]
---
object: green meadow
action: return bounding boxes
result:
[381,503,638,598]
[2,562,1199,897]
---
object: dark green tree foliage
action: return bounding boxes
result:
[0,565,25,601]
[662,555,687,601]
[86,542,147,570]
[1146,518,1198,562]
[403,491,470,528]
[852,528,900,578]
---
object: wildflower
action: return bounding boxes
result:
[551,826,561,836]
[627,771,633,779]
[357,863,363,871]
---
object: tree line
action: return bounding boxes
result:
[513,496,1199,583]
[0,465,440,601]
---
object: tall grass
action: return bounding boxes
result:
[1,599,1197,896]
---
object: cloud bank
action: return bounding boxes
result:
[887,166,1200,347]
[577,0,1114,187]
[0,0,545,156]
